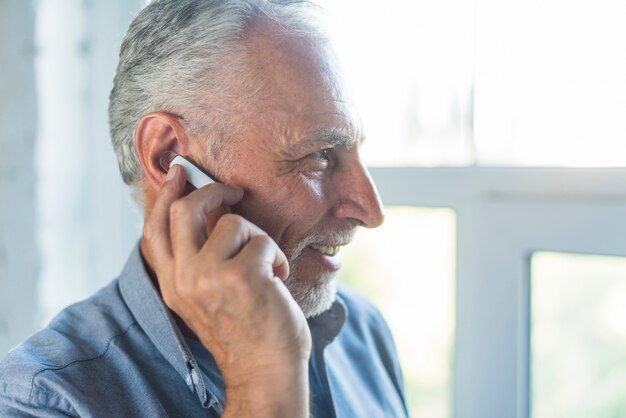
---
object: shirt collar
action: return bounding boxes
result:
[118,244,222,413]
[308,294,347,350]
[118,244,348,413]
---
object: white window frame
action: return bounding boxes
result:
[370,166,626,418]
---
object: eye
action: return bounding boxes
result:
[313,148,332,161]
[298,147,336,177]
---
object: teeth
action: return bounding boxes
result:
[310,244,341,256]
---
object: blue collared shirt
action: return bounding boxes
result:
[0,246,409,417]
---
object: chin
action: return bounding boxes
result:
[284,272,337,318]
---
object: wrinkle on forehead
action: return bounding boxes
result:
[252,105,364,156]
[237,23,362,152]
[244,19,350,105]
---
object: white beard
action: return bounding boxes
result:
[284,273,337,318]
[281,226,354,318]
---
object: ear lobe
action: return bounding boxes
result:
[134,112,189,191]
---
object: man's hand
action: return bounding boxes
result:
[140,165,311,417]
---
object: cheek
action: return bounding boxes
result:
[237,176,329,240]
[277,176,328,221]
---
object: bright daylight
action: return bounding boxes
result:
[2,1,626,417]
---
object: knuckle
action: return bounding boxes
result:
[169,199,191,219]
[142,222,156,243]
[161,289,178,310]
[249,235,275,255]
[252,235,280,257]
[251,234,271,246]
[172,270,195,298]
[216,213,244,230]
[171,278,189,299]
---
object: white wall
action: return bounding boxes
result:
[0,0,39,356]
[0,0,143,356]
[35,0,143,327]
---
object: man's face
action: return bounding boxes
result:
[203,29,384,317]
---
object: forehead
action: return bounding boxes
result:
[240,24,363,149]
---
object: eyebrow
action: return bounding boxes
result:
[287,127,365,154]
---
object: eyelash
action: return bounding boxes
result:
[313,148,332,161]
[298,147,336,176]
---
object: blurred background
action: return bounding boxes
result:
[2,1,626,417]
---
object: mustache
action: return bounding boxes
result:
[287,225,357,263]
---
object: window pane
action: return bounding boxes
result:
[318,0,476,167]
[340,207,456,417]
[475,0,626,166]
[318,0,626,167]
[531,252,626,418]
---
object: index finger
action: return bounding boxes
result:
[169,182,244,260]
[235,235,290,282]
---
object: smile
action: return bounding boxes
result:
[309,244,342,256]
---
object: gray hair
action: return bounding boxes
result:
[108,0,324,188]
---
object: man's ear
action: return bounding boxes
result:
[135,112,189,191]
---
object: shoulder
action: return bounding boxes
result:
[335,281,399,358]
[332,282,408,413]
[0,279,135,411]
[336,282,391,333]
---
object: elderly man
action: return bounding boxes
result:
[0,1,408,417]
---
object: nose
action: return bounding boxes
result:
[332,156,385,229]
